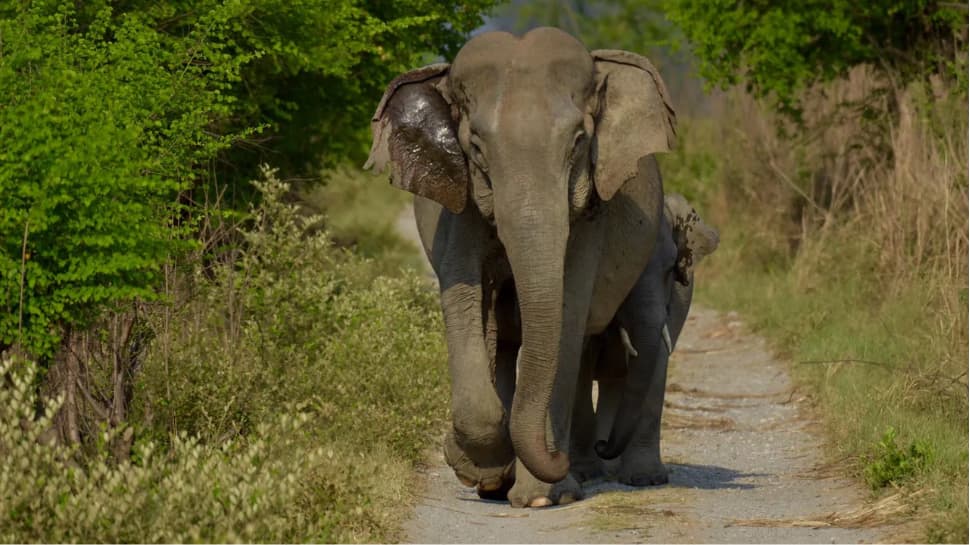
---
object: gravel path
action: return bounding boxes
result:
[395,206,894,544]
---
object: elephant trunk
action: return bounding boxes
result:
[496,176,571,484]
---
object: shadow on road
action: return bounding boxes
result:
[667,462,761,490]
[446,461,762,509]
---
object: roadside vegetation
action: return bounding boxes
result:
[0,1,490,542]
[2,169,448,542]
[664,10,968,545]
[675,78,968,542]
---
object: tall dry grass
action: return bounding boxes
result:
[680,65,968,541]
[707,66,968,370]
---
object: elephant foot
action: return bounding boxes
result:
[618,453,668,486]
[444,430,514,492]
[476,477,514,501]
[508,460,583,508]
[570,456,606,483]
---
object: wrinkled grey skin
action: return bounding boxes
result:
[366,28,677,507]
[585,194,720,485]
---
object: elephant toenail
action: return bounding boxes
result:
[479,478,501,491]
[528,497,553,508]
[558,494,578,505]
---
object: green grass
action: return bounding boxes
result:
[692,222,968,542]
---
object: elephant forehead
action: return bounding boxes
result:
[451,28,594,104]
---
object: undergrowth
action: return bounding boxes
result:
[1,167,447,543]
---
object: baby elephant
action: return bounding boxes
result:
[572,193,719,486]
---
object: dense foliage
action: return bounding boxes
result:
[1,170,449,542]
[0,0,494,358]
[498,0,677,53]
[502,0,967,114]
[0,2,227,357]
[666,0,967,113]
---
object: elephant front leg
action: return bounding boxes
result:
[506,326,587,507]
[440,280,515,493]
[615,311,670,486]
[507,329,587,507]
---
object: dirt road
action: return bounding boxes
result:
[396,207,894,544]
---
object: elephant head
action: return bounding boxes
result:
[366,27,676,483]
[664,193,719,290]
[595,193,719,461]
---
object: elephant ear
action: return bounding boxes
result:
[664,193,719,286]
[591,50,677,201]
[365,63,469,214]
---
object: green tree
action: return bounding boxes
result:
[0,2,230,357]
[0,0,497,359]
[666,0,967,113]
[493,0,678,55]
[168,0,497,182]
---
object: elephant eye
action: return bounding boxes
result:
[570,130,589,162]
[469,136,487,172]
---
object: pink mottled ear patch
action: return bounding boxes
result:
[366,65,469,214]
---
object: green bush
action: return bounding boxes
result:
[1,356,336,543]
[0,0,497,359]
[1,168,448,542]
[864,427,933,490]
[0,2,230,357]
[129,168,447,541]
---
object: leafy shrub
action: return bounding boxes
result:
[128,167,448,540]
[1,356,338,543]
[1,167,448,542]
[864,427,933,490]
[0,2,228,357]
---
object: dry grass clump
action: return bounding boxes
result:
[699,65,968,395]
[728,489,928,530]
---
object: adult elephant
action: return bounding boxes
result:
[583,193,719,485]
[366,27,676,507]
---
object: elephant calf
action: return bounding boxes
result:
[578,193,719,486]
